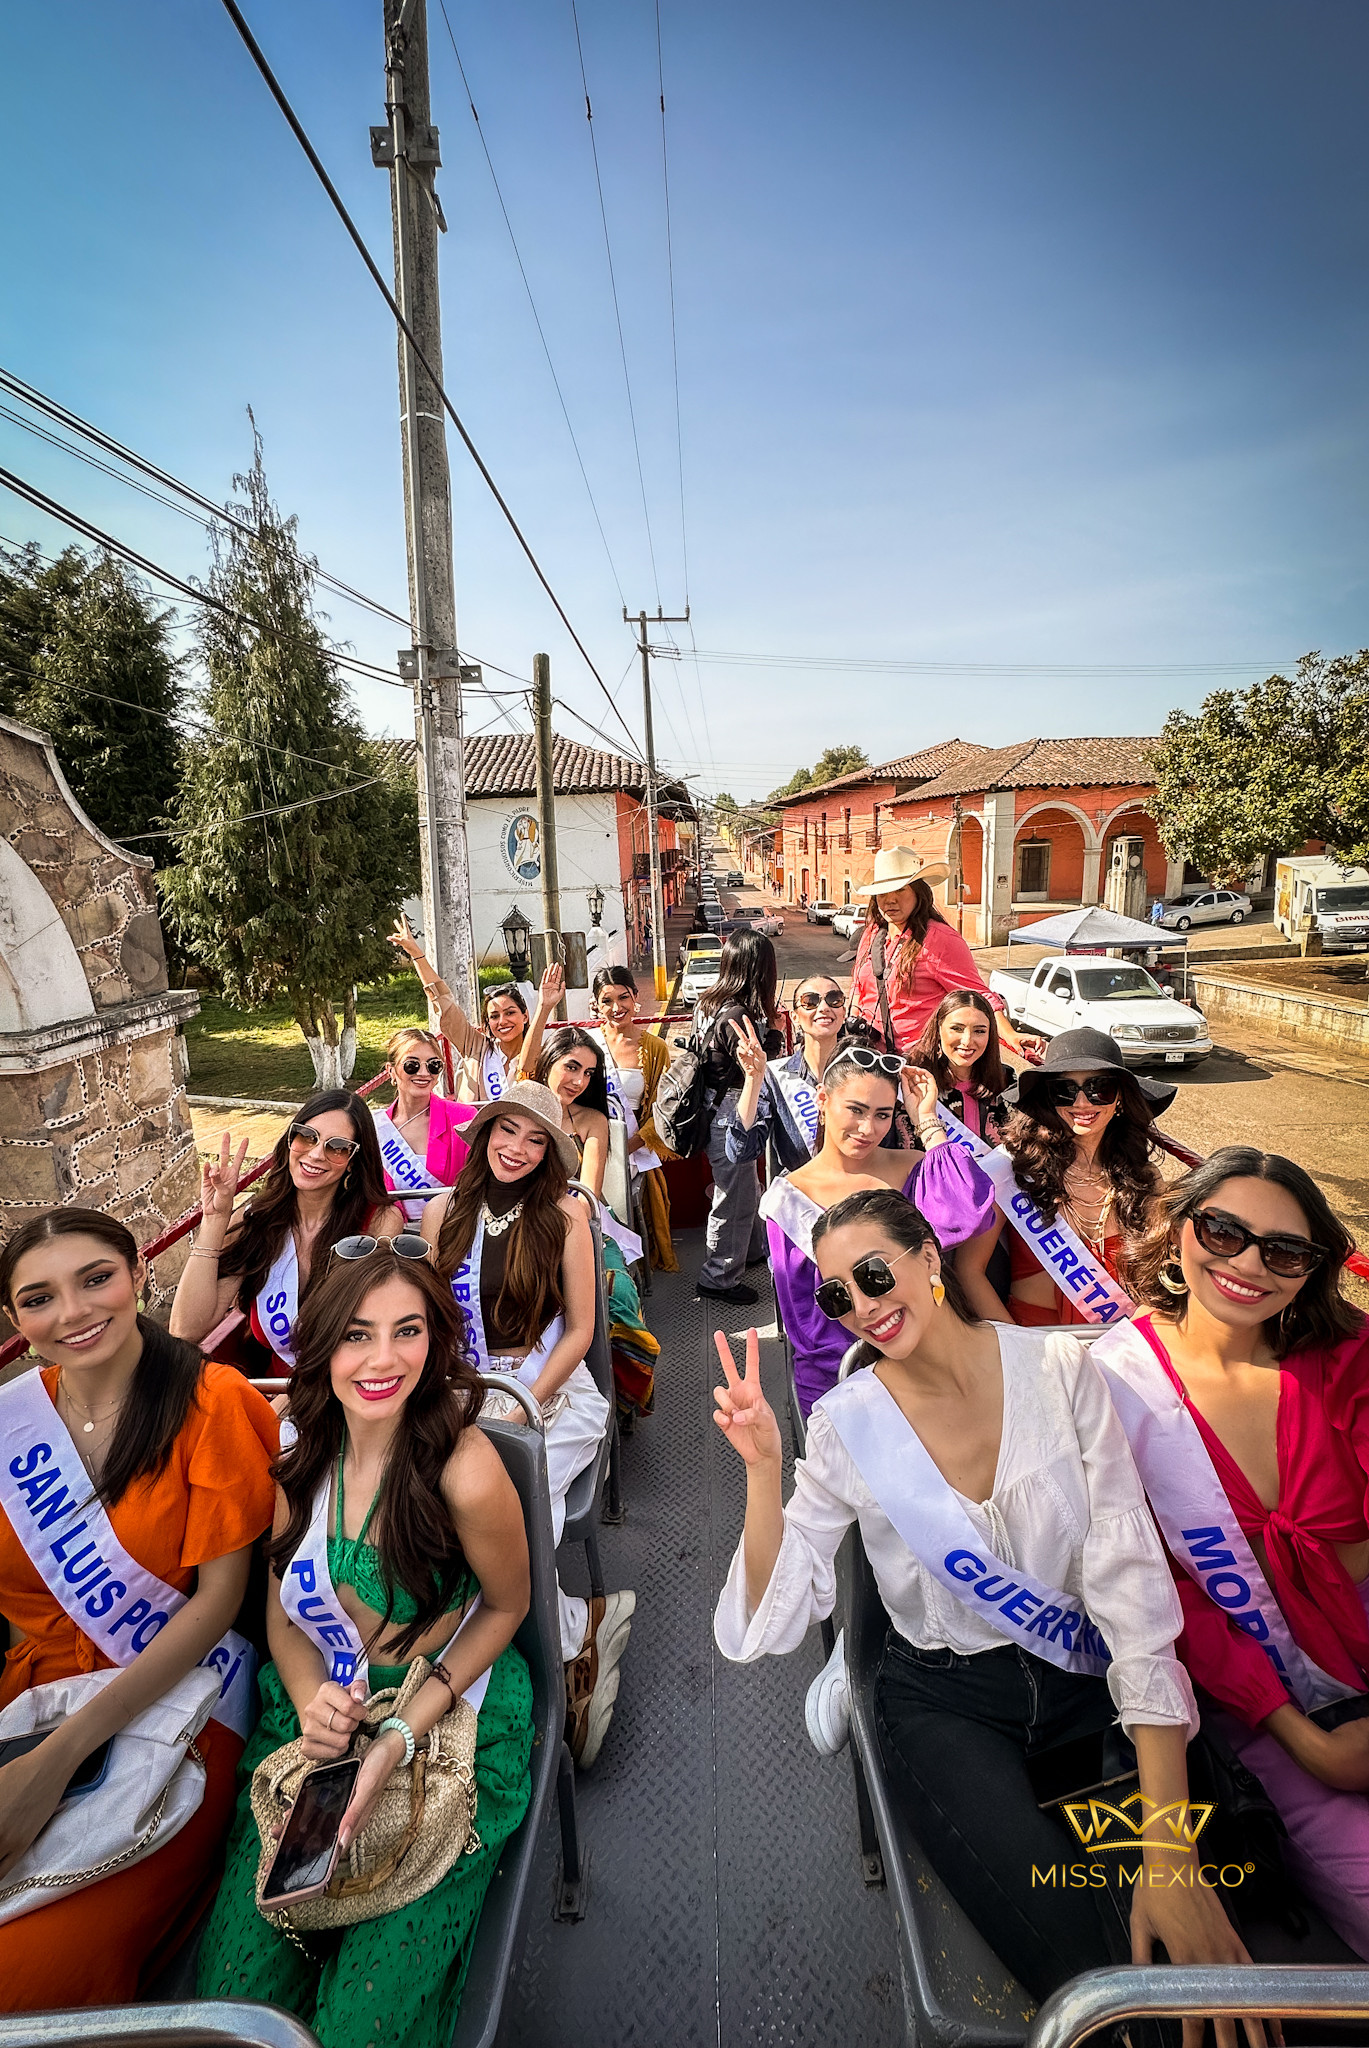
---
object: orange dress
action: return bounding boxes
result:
[1007,1222,1125,1327]
[0,1362,278,2009]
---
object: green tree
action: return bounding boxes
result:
[810,743,869,784]
[1148,652,1369,884]
[0,547,183,855]
[712,791,739,812]
[160,436,420,1087]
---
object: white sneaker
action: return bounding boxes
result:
[566,1590,636,1769]
[805,1628,850,1756]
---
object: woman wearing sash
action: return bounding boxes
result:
[374,1027,479,1225]
[420,1082,632,1768]
[713,1186,1255,2033]
[388,916,563,1104]
[695,930,784,1307]
[909,987,1015,1145]
[956,1029,1168,1328]
[593,966,677,1272]
[197,1244,534,2048]
[0,1208,277,2008]
[532,1026,660,1424]
[727,973,850,1174]
[726,1038,995,1418]
[1092,1147,1369,1956]
[171,1090,405,1372]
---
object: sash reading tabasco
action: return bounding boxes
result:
[0,1371,256,1738]
[450,1214,565,1384]
[373,1107,445,1224]
[934,1102,1135,1327]
[278,1467,491,1711]
[818,1367,1112,1678]
[1091,1319,1355,1715]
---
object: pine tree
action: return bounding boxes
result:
[160,434,419,1086]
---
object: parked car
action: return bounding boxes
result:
[678,932,724,971]
[680,954,722,1003]
[831,906,867,942]
[752,910,785,936]
[1157,889,1252,932]
[805,900,841,924]
[725,869,745,888]
[988,955,1212,1065]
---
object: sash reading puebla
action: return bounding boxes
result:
[934,1102,1134,1327]
[1092,1320,1354,1714]
[0,1372,257,1739]
[450,1215,566,1388]
[373,1107,445,1225]
[255,1232,300,1363]
[279,1470,491,1711]
[768,1054,821,1158]
[819,1368,1111,1677]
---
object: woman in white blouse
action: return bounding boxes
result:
[712,1186,1255,2034]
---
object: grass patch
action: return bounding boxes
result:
[184,968,518,1101]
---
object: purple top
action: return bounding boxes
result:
[768,1148,995,1419]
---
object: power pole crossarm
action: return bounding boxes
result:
[625,604,690,1005]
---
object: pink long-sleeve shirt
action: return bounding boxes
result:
[850,916,1008,1052]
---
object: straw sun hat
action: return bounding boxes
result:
[857,846,950,894]
[460,1079,581,1175]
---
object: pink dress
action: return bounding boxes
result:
[377,1092,479,1216]
[850,918,1008,1051]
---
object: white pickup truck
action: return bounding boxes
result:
[988,956,1213,1067]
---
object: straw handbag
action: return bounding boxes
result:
[250,1657,480,1932]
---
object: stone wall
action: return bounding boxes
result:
[1190,971,1369,1060]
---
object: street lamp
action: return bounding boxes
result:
[586,882,606,928]
[500,903,532,980]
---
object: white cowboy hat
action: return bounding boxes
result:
[461,1079,581,1176]
[857,846,950,894]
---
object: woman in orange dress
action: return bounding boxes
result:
[0,1207,277,2009]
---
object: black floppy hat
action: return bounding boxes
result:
[1006,1027,1178,1116]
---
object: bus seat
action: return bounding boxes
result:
[601,1121,651,1297]
[563,1184,622,1550]
[0,2002,324,2048]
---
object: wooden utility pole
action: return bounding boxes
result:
[531,652,565,1017]
[625,605,689,1002]
[374,0,478,1014]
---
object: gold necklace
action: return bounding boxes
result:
[60,1375,122,1437]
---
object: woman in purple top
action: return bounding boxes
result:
[723,1035,995,1416]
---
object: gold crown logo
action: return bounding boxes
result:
[1061,1793,1215,1853]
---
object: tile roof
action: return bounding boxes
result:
[772,738,990,805]
[906,736,1160,799]
[370,731,655,798]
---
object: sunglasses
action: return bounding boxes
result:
[289,1123,359,1161]
[400,1057,445,1077]
[1190,1208,1326,1280]
[815,1244,919,1320]
[825,1046,905,1082]
[330,1233,434,1265]
[796,990,846,1013]
[1043,1075,1122,1109]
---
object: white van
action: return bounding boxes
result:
[1273,857,1369,951]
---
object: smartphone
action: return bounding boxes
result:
[1027,1729,1138,1811]
[0,1731,114,1798]
[259,1757,361,1908]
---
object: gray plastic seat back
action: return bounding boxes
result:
[600,1120,633,1236]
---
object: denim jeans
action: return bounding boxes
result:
[699,1089,767,1288]
[875,1634,1173,2021]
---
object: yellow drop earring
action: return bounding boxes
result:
[931,1277,946,1306]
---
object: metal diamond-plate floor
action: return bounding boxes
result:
[505,1228,904,2048]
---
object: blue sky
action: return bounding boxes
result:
[2,1,1366,800]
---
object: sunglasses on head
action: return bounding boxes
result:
[825,1045,905,1082]
[796,989,845,1013]
[814,1244,919,1320]
[289,1123,359,1161]
[1190,1208,1326,1280]
[1043,1075,1122,1109]
[330,1233,434,1265]
[400,1057,445,1077]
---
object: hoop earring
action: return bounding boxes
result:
[1158,1258,1187,1296]
[344,1164,355,1192]
[931,1277,946,1307]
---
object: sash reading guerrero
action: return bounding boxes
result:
[255,1232,300,1363]
[277,1468,491,1710]
[450,1214,566,1388]
[768,1054,821,1156]
[818,1367,1112,1677]
[934,1101,1134,1327]
[0,1372,257,1739]
[373,1108,445,1224]
[1091,1319,1354,1715]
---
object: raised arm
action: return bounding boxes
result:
[170,1130,250,1343]
[712,1328,786,1611]
[388,918,484,1055]
[514,962,566,1080]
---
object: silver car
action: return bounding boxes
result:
[1158,890,1252,932]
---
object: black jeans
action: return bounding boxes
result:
[875,1633,1143,2006]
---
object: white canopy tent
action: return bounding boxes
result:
[1006,905,1189,950]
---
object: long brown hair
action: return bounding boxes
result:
[269,1254,486,1660]
[911,988,1008,1100]
[1003,1080,1161,1236]
[435,1119,571,1349]
[0,1208,205,1509]
[865,879,949,997]
[217,1090,389,1311]
[1129,1145,1363,1358]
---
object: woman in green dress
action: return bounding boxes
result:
[197,1241,534,2048]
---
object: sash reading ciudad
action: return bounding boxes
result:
[0,1372,256,1738]
[768,1056,821,1154]
[934,1101,1135,1325]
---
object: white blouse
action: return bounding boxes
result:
[714,1324,1197,1736]
[608,1063,646,1110]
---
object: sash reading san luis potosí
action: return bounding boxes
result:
[819,1369,1111,1677]
[934,1101,1134,1326]
[0,1372,256,1738]
[1091,1320,1355,1714]
[254,1232,300,1362]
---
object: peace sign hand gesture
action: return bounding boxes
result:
[733,1013,769,1084]
[388,914,425,964]
[712,1328,783,1468]
[199,1131,249,1239]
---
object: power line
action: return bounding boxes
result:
[569,0,661,608]
[117,778,382,843]
[654,0,689,610]
[683,648,1296,678]
[433,0,627,613]
[216,0,642,758]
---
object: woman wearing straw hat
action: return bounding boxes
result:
[849,847,1041,1062]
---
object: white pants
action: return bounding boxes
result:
[545,1364,611,1659]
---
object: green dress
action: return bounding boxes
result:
[196,1468,533,2048]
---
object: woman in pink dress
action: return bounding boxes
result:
[372,1028,479,1225]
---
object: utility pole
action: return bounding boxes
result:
[374,0,478,1016]
[625,605,689,1003]
[531,652,565,1018]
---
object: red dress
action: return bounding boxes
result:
[1007,1222,1125,1327]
